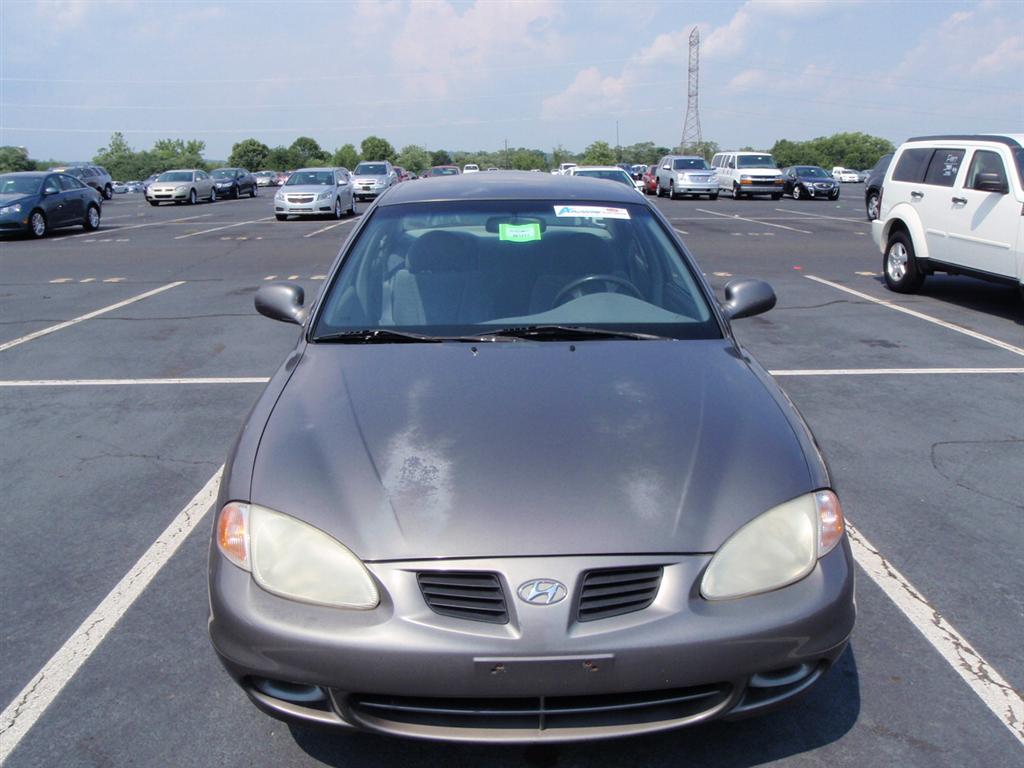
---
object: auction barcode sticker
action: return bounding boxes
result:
[553,205,631,220]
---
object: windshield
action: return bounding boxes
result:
[211,169,236,179]
[672,158,708,170]
[573,169,635,187]
[736,155,776,169]
[0,176,42,195]
[313,200,718,341]
[429,167,459,176]
[354,163,387,176]
[286,171,334,186]
[157,171,193,182]
[796,166,829,178]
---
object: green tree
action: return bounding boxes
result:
[768,132,894,170]
[677,140,719,161]
[430,149,452,166]
[0,146,34,172]
[228,138,271,170]
[551,144,575,168]
[289,136,329,167]
[331,143,360,169]
[265,146,295,170]
[360,135,397,163]
[148,138,207,171]
[580,140,616,165]
[396,144,431,174]
[92,133,143,178]
[507,147,547,170]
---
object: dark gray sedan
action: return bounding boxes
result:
[0,171,103,237]
[209,173,855,743]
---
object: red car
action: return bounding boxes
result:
[393,166,411,182]
[642,164,658,195]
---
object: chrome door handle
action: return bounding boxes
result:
[910,191,924,199]
[952,197,968,205]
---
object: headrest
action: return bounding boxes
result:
[407,231,477,273]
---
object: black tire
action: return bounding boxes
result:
[232,185,239,199]
[792,185,801,200]
[275,214,287,221]
[333,198,343,219]
[209,187,217,203]
[148,200,160,207]
[883,230,925,293]
[28,209,47,238]
[709,193,719,200]
[733,184,743,199]
[771,193,782,200]
[669,182,676,200]
[251,184,257,198]
[655,182,663,198]
[189,189,197,205]
[866,191,879,221]
[83,204,101,231]
[103,184,113,200]
[347,194,356,215]
[830,191,840,201]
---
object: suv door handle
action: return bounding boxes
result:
[910,191,924,199]
[951,196,968,205]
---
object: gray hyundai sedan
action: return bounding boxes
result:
[209,172,855,743]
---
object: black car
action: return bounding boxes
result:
[864,153,893,221]
[780,166,839,200]
[210,168,258,199]
[0,171,103,238]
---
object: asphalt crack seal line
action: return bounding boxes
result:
[0,469,223,764]
[847,523,1024,746]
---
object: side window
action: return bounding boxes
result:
[892,148,933,183]
[727,157,735,169]
[923,149,964,187]
[965,150,1007,190]
[59,174,81,190]
[43,175,61,194]
[198,171,208,180]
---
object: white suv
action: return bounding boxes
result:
[710,151,785,199]
[872,134,1023,297]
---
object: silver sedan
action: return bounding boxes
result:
[274,168,355,220]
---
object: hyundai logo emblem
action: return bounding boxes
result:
[517,579,567,606]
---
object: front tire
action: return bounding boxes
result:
[771,193,782,200]
[189,189,197,205]
[209,187,217,203]
[866,191,880,220]
[83,204,101,231]
[792,185,801,200]
[28,210,47,238]
[103,184,113,200]
[884,231,925,293]
[669,182,676,200]
[148,200,160,207]
[275,214,287,221]
[333,198,343,219]
[251,185,257,198]
[709,193,719,200]
[733,184,743,199]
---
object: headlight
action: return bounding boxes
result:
[375,179,385,187]
[175,185,188,193]
[216,502,379,609]
[739,175,752,181]
[318,190,333,200]
[0,203,22,215]
[700,490,845,601]
[275,190,285,199]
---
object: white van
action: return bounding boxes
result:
[873,133,1023,297]
[710,151,785,199]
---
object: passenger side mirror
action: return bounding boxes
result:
[255,282,307,325]
[974,172,1008,194]
[722,278,776,320]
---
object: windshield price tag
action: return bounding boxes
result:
[553,205,630,220]
[498,222,542,243]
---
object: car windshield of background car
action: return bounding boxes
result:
[211,170,236,179]
[0,176,43,194]
[432,167,459,175]
[286,172,333,186]
[575,170,634,187]
[737,155,777,169]
[355,163,387,175]
[157,171,193,182]
[314,200,719,341]
[672,159,708,170]
[799,167,830,178]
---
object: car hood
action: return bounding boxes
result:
[798,176,835,183]
[251,340,813,561]
[0,193,35,206]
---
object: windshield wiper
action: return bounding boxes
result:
[313,329,445,344]
[475,325,668,342]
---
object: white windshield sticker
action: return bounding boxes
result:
[553,205,630,220]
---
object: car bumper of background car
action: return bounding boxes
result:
[214,184,237,196]
[275,198,334,215]
[676,183,718,194]
[147,190,189,201]
[738,181,785,194]
[353,184,385,199]
[209,541,855,742]
[803,184,839,197]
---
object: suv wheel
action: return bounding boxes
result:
[884,231,925,293]
[103,184,113,200]
[669,181,676,200]
[733,184,743,199]
[866,191,880,221]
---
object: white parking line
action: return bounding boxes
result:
[0,469,224,763]
[695,208,813,234]
[0,377,270,387]
[847,524,1024,746]
[173,216,273,240]
[53,213,212,240]
[774,207,865,224]
[805,275,1024,357]
[0,282,185,352]
[672,227,689,236]
[770,368,1024,376]
[303,218,358,238]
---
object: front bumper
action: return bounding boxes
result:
[0,209,30,231]
[737,180,785,195]
[274,195,335,215]
[147,188,189,201]
[209,541,855,742]
[353,182,386,198]
[802,183,839,197]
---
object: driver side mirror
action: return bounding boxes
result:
[974,172,1008,194]
[255,282,307,325]
[722,278,776,320]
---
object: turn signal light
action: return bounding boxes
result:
[217,502,250,569]
[815,490,845,555]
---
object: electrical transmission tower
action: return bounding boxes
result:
[680,27,702,154]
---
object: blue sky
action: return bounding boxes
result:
[1,0,1021,160]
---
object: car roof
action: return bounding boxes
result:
[292,167,337,172]
[573,165,629,171]
[904,134,1023,149]
[379,171,646,206]
[2,171,47,178]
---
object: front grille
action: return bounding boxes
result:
[814,183,834,189]
[576,566,663,622]
[287,195,315,204]
[417,571,508,624]
[348,684,729,732]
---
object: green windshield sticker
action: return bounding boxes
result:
[498,222,542,243]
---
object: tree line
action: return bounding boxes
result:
[1,132,895,178]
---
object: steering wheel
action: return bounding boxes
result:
[551,274,642,308]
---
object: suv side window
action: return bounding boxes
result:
[923,149,964,187]
[965,150,1007,190]
[892,148,932,182]
[58,174,82,190]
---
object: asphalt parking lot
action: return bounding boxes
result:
[1,185,1021,767]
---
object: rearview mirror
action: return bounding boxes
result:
[974,172,1008,194]
[722,278,776,320]
[255,282,307,325]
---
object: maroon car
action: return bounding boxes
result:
[642,164,658,195]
